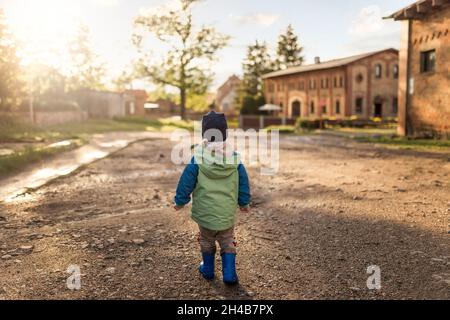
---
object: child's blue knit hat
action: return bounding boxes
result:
[202,111,228,142]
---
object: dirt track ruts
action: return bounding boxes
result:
[0,135,449,300]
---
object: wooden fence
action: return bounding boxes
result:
[239,116,296,130]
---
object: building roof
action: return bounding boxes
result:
[262,48,398,79]
[385,0,450,21]
[125,89,148,98]
[217,75,241,92]
[216,75,241,103]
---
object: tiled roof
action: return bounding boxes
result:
[262,48,398,79]
[385,0,450,21]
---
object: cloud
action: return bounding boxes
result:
[230,13,280,27]
[345,5,401,53]
[349,5,385,35]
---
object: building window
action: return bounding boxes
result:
[268,84,275,93]
[355,98,363,114]
[310,101,315,114]
[334,77,338,88]
[375,64,382,78]
[325,78,329,89]
[356,73,364,83]
[298,81,305,91]
[393,65,399,79]
[322,105,327,115]
[393,97,398,114]
[420,50,436,73]
[335,100,341,114]
[339,77,344,87]
[309,80,316,90]
[292,101,301,118]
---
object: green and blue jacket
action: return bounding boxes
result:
[174,146,251,231]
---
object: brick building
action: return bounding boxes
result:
[387,0,450,138]
[216,75,241,116]
[124,90,148,116]
[72,89,132,119]
[262,49,399,120]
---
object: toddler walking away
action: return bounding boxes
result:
[174,111,251,285]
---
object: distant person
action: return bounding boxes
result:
[174,111,251,285]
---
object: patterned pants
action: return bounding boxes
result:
[198,226,237,255]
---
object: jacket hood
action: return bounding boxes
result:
[194,141,240,179]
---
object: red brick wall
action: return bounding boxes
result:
[263,50,399,120]
[348,51,399,119]
[404,5,450,137]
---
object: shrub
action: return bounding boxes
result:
[240,96,266,115]
[296,118,321,130]
[265,125,295,134]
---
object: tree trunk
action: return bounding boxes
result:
[180,88,187,120]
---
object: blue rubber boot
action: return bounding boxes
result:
[199,253,215,280]
[222,253,238,285]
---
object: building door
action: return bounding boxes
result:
[374,103,383,117]
[373,96,383,118]
[291,101,301,118]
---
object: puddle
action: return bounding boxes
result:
[0,149,14,156]
[0,132,165,203]
[47,140,73,148]
[97,140,129,148]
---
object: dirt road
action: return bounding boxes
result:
[0,135,449,300]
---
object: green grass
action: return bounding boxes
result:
[264,125,296,134]
[329,127,397,136]
[0,140,83,177]
[354,136,450,151]
[308,126,449,152]
[0,116,195,177]
[0,116,195,144]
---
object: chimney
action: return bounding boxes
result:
[314,56,321,64]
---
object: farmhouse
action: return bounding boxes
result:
[387,0,450,138]
[262,49,399,120]
[216,75,241,116]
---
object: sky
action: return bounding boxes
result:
[0,0,413,90]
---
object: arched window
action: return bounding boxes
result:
[292,101,301,118]
[375,64,382,78]
[335,100,341,114]
[355,98,363,114]
[310,101,315,114]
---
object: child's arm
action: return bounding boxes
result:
[237,163,251,211]
[174,157,199,209]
